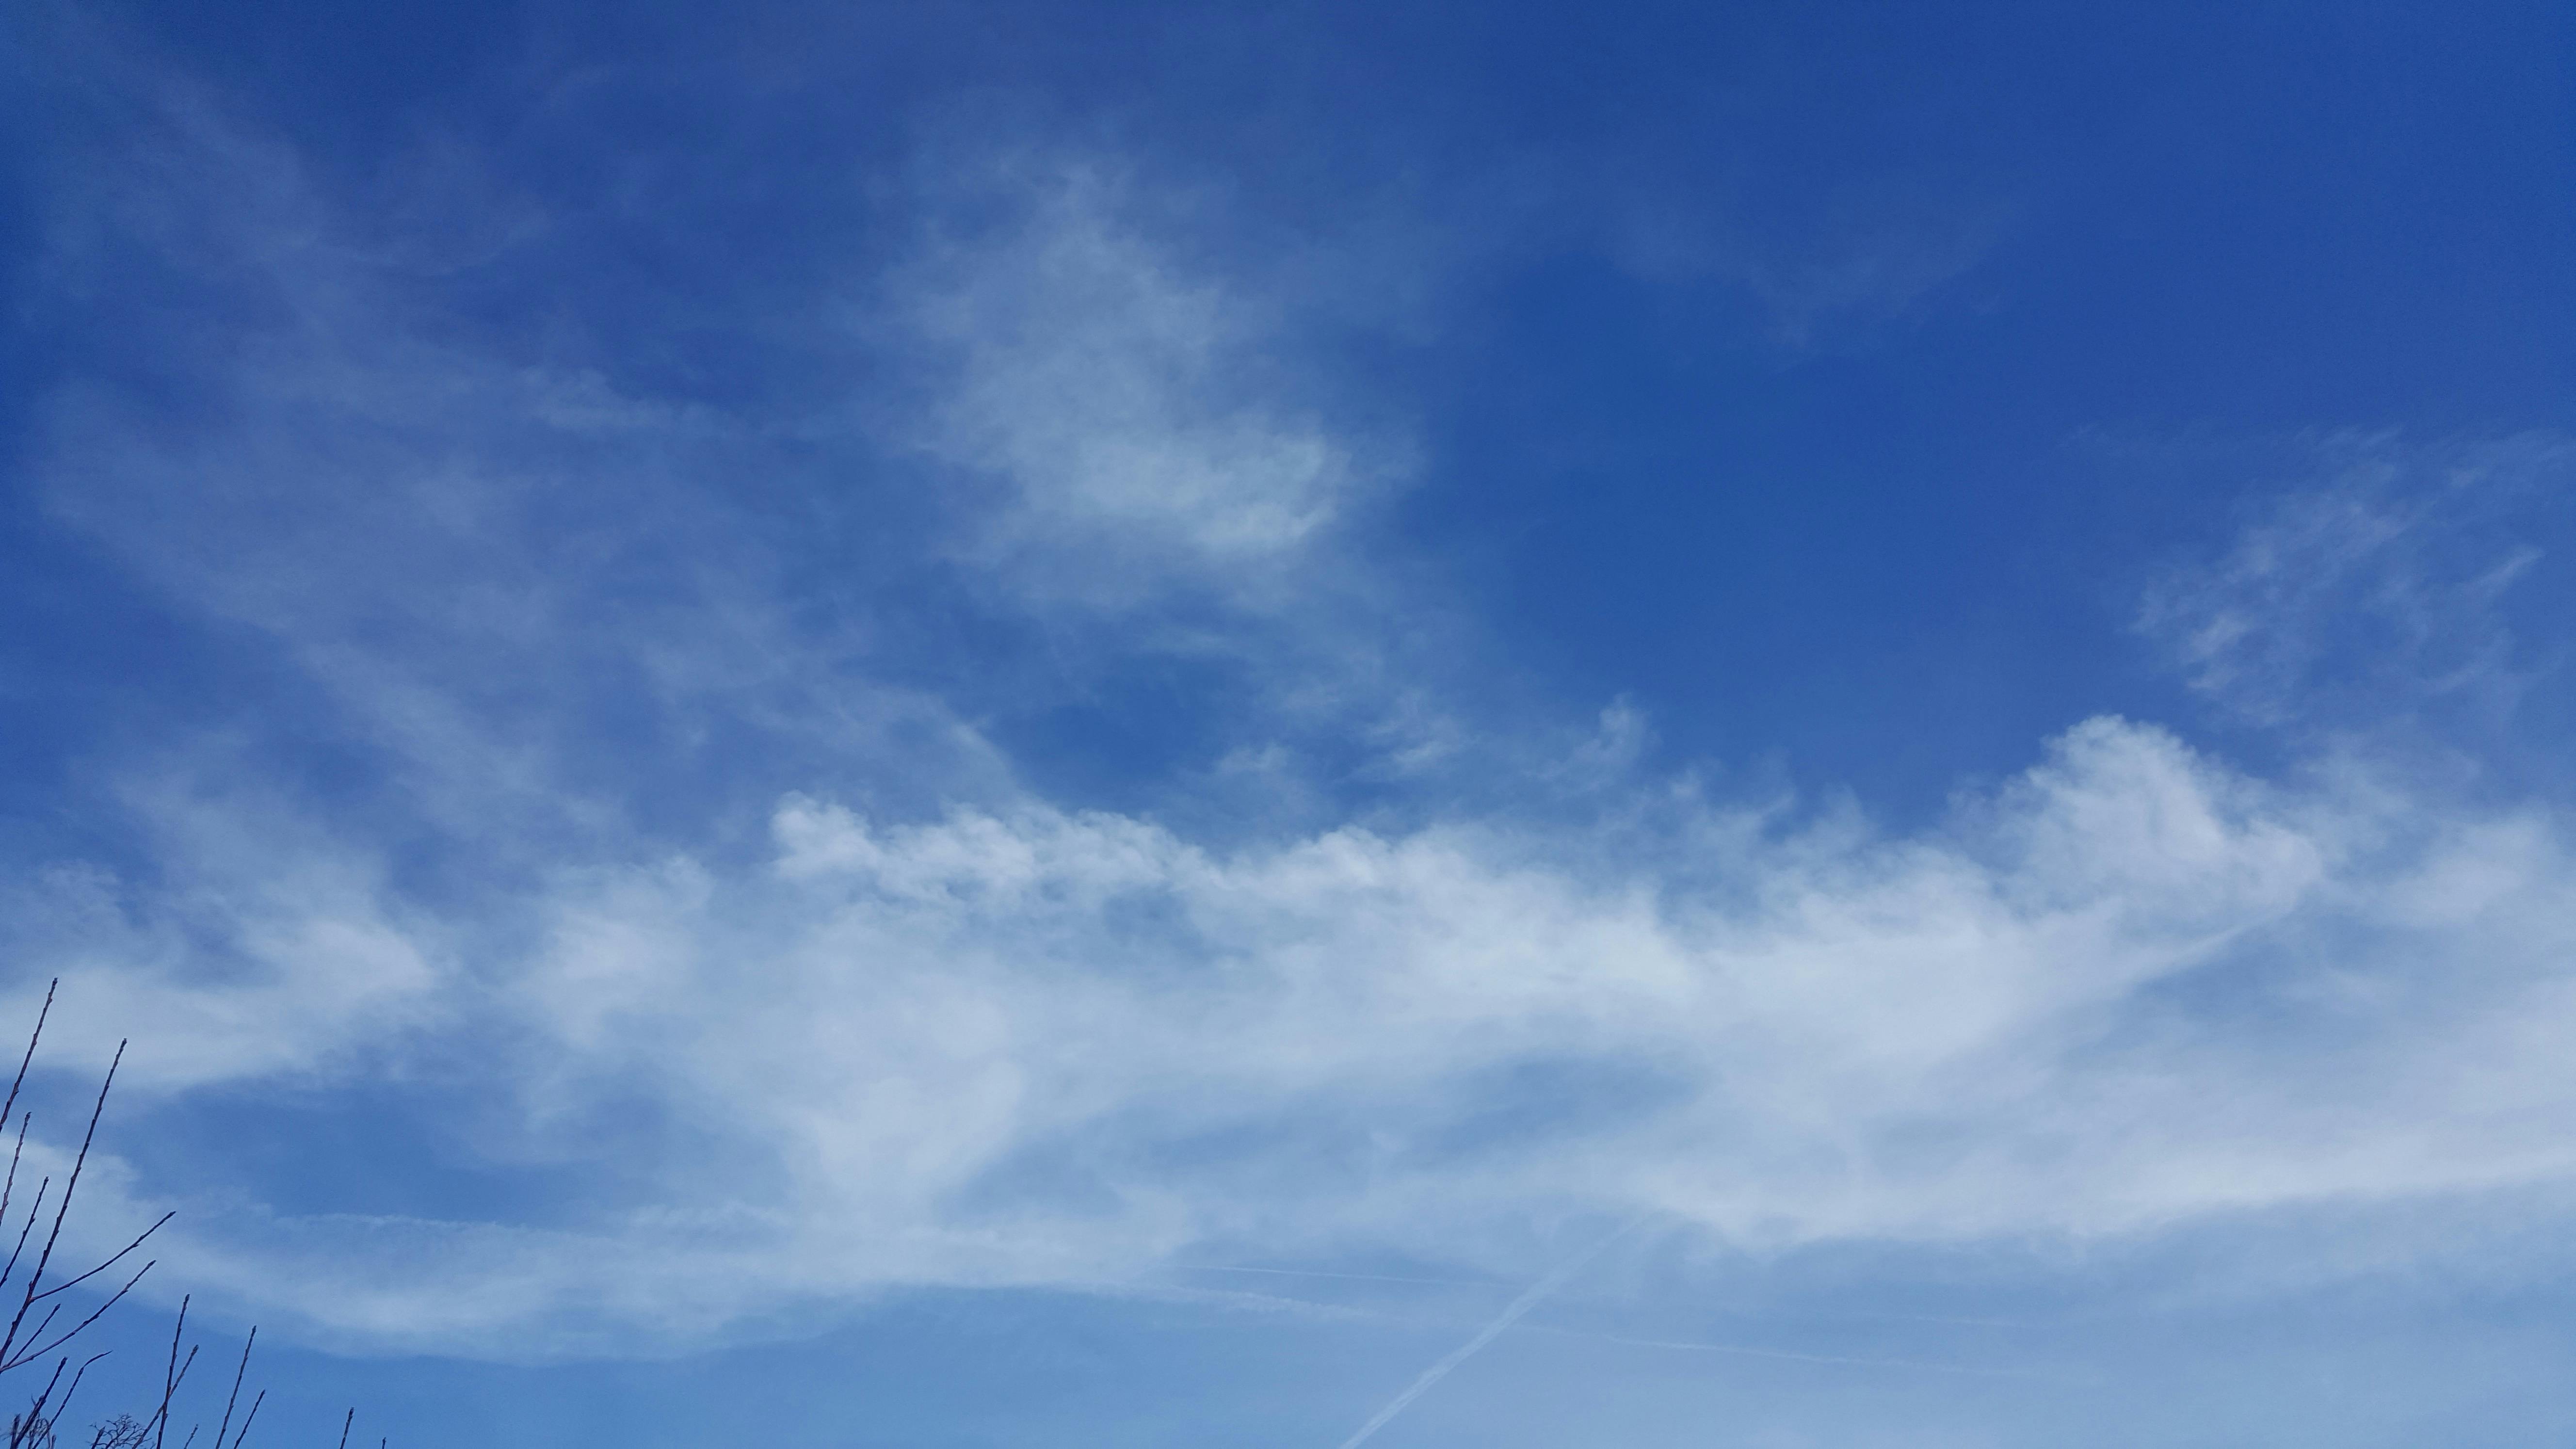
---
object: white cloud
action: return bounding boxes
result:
[2136,431,2573,727]
[1608,171,2011,348]
[13,69,2576,1363]
[881,159,1392,611]
[28,713,2576,1356]
[0,775,444,1091]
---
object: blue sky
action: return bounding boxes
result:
[4,1,2575,1444]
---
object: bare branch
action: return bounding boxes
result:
[0,983,55,1316]
[32,1215,174,1305]
[149,1296,191,1449]
[3,1181,50,1299]
[10,1259,157,1373]
[51,1352,109,1449]
[0,1306,61,1375]
[209,1330,251,1449]
[8,1356,67,1449]
[222,1390,261,1449]
[0,998,326,1449]
[1,1043,127,1367]
[0,986,55,1147]
[0,1116,29,1264]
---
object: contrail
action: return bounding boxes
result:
[1333,1220,1640,1449]
[1526,1327,2077,1383]
[1188,1266,1506,1288]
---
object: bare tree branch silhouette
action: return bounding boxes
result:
[0,983,361,1449]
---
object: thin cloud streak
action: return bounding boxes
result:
[1333,1221,1641,1449]
[1537,1327,2081,1383]
[1181,1267,1509,1288]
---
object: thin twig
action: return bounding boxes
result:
[0,986,55,1143]
[210,1329,253,1449]
[2,1181,50,1298]
[0,1307,60,1375]
[32,1213,174,1304]
[13,1259,157,1372]
[1,1042,129,1367]
[223,1390,262,1449]
[50,1352,109,1447]
[0,1115,29,1263]
[0,982,53,1304]
[150,1296,192,1449]
[8,1356,66,1449]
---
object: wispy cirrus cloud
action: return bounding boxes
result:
[2137,431,2575,730]
[9,47,2576,1369]
[876,158,1401,612]
[30,703,2576,1357]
